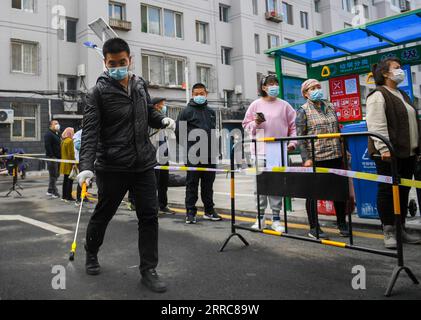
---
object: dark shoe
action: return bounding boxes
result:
[338,223,350,237]
[85,250,101,275]
[141,269,167,293]
[308,228,329,240]
[203,210,222,221]
[186,211,197,224]
[159,207,176,215]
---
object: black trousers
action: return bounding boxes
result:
[85,169,159,273]
[305,157,347,229]
[374,156,416,226]
[185,164,216,214]
[62,175,74,200]
[155,169,169,209]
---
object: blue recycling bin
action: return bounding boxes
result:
[342,122,379,219]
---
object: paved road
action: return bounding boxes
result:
[1,176,421,300]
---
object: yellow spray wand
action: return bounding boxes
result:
[69,183,87,261]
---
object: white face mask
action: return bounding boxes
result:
[55,124,61,131]
[390,68,405,84]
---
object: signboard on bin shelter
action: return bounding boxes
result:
[329,74,362,123]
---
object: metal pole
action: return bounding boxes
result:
[342,138,354,245]
[311,138,319,239]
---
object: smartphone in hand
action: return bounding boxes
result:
[255,112,266,123]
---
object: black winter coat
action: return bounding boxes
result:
[44,129,61,159]
[176,99,218,165]
[79,72,165,172]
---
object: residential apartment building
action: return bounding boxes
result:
[0,0,420,158]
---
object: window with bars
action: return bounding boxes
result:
[11,40,38,74]
[10,103,40,141]
[142,54,185,87]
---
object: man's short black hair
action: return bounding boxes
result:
[192,83,207,92]
[372,57,401,86]
[259,74,279,97]
[103,38,131,58]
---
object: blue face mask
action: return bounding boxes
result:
[193,96,207,105]
[309,89,324,102]
[108,66,129,81]
[267,86,280,98]
[161,105,168,114]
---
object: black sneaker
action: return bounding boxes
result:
[308,228,329,240]
[159,207,176,215]
[186,212,197,224]
[338,223,350,237]
[85,250,101,276]
[203,210,222,221]
[141,269,167,293]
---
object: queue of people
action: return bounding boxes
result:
[37,37,421,294]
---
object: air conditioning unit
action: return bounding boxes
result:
[0,109,14,124]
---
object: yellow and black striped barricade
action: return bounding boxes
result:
[219,132,419,297]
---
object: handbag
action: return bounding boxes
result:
[69,165,79,180]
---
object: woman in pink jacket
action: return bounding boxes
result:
[242,74,297,232]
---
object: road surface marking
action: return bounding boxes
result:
[0,215,72,235]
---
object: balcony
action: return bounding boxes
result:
[265,11,283,23]
[109,18,132,31]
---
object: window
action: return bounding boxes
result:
[252,0,258,15]
[196,21,209,44]
[11,40,38,74]
[197,65,211,89]
[141,5,161,35]
[12,0,35,12]
[266,0,277,12]
[141,5,182,38]
[267,34,279,49]
[219,4,229,22]
[342,0,351,12]
[254,34,260,54]
[109,2,124,20]
[363,4,369,19]
[224,90,234,108]
[142,54,185,87]
[11,103,40,141]
[221,47,232,65]
[300,11,309,29]
[314,0,320,13]
[58,75,78,94]
[57,18,77,43]
[282,2,293,25]
[164,9,183,38]
[66,19,77,43]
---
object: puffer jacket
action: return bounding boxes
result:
[176,99,218,165]
[79,72,165,172]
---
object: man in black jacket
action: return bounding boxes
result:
[176,83,222,224]
[77,38,175,293]
[44,120,61,198]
